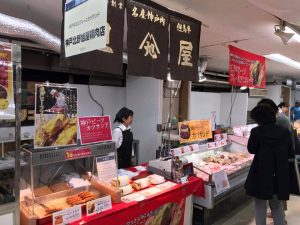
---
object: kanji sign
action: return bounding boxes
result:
[229,45,266,88]
[65,148,92,160]
[79,116,112,145]
[126,0,169,79]
[178,120,212,144]
[170,12,201,81]
[64,0,107,57]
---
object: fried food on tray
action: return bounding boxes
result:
[53,124,77,146]
[66,191,97,206]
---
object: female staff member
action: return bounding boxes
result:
[112,107,134,169]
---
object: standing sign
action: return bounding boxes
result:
[34,84,78,149]
[52,205,82,225]
[61,0,125,75]
[96,155,117,184]
[64,0,107,57]
[170,12,201,81]
[78,116,112,145]
[229,45,266,88]
[0,43,14,120]
[86,195,112,216]
[178,120,212,144]
[127,0,169,79]
[212,170,230,194]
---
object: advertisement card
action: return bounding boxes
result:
[96,154,117,184]
[52,205,82,225]
[86,195,112,216]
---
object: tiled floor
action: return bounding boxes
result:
[212,195,300,225]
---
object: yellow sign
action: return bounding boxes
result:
[178,120,212,143]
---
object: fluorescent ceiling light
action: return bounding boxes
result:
[285,26,300,42]
[240,86,248,90]
[265,53,300,70]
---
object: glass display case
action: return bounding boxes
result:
[176,140,253,209]
[0,42,22,225]
[20,142,119,225]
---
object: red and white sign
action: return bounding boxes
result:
[229,45,266,88]
[79,116,112,145]
[65,148,92,160]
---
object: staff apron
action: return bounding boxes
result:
[117,128,133,169]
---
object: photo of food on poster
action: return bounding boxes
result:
[34,84,78,149]
[0,43,15,120]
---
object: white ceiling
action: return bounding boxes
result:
[1,0,300,78]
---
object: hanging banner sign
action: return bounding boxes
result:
[178,120,212,144]
[64,0,107,57]
[78,116,112,145]
[34,84,78,149]
[170,12,201,81]
[229,45,266,88]
[61,0,125,75]
[0,43,14,120]
[127,0,169,79]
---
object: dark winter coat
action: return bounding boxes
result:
[245,124,294,200]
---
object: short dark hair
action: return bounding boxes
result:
[250,104,276,125]
[278,102,289,109]
[114,107,133,123]
[257,98,278,113]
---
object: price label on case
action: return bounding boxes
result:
[52,205,82,225]
[212,170,230,194]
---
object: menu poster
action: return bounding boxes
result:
[96,155,117,184]
[34,84,78,149]
[170,11,201,81]
[229,45,266,88]
[178,120,212,144]
[52,205,82,225]
[127,0,169,79]
[61,0,125,75]
[79,116,112,145]
[0,43,14,120]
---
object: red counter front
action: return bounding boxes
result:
[67,176,204,225]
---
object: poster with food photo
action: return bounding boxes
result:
[0,43,14,120]
[34,84,78,149]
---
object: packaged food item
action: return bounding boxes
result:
[111,175,130,187]
[120,185,133,196]
[148,174,165,185]
[132,178,150,191]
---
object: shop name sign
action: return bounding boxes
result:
[78,116,112,145]
[64,0,107,57]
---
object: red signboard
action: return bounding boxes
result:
[228,45,266,88]
[78,116,112,145]
[65,148,92,160]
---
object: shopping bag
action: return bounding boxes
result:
[289,158,300,195]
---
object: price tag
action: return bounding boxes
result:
[86,195,112,216]
[212,170,230,194]
[52,205,82,225]
[180,176,188,184]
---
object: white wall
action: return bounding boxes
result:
[125,76,162,163]
[0,84,126,139]
[266,85,282,105]
[247,97,262,111]
[189,92,221,124]
[220,93,248,127]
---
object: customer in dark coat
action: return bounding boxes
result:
[245,104,294,225]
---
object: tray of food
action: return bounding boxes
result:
[21,185,102,225]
